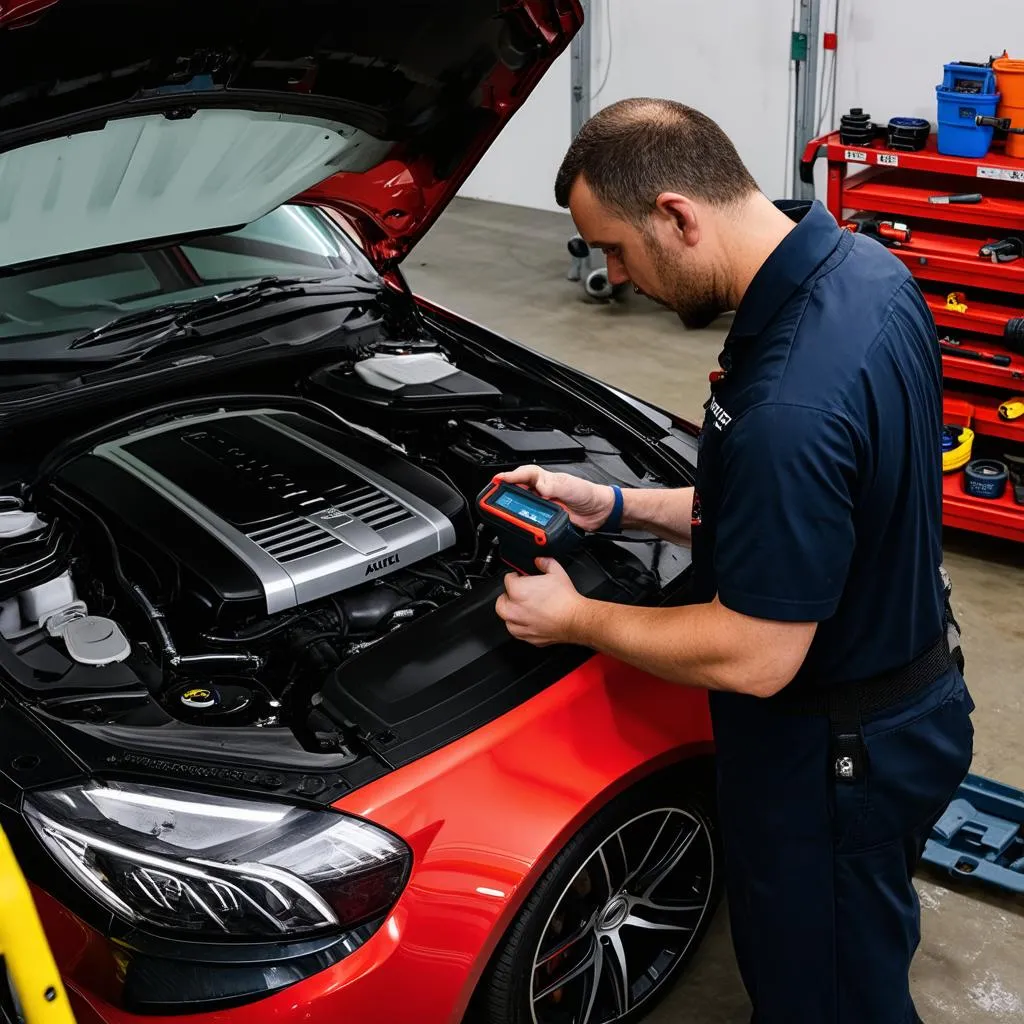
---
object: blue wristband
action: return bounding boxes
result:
[604,485,624,533]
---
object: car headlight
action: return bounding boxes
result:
[24,782,410,940]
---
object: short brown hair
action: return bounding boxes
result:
[554,98,759,221]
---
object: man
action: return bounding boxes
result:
[495,99,974,1023]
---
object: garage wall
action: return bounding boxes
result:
[831,0,1024,127]
[459,0,797,212]
[458,1,1024,215]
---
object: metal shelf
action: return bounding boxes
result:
[926,291,1020,338]
[943,471,1024,544]
[803,131,1024,183]
[843,172,1024,233]
[887,227,1024,296]
[943,393,1024,444]
[805,129,1024,542]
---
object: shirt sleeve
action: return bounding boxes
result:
[714,402,860,622]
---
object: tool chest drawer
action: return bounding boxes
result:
[803,130,1024,543]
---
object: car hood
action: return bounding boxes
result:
[0,0,581,271]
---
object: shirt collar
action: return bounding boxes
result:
[723,199,846,357]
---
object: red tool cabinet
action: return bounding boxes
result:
[802,131,1024,544]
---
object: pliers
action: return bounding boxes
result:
[979,237,1024,263]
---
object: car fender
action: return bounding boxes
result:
[335,652,714,1023]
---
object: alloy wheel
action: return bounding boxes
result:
[529,806,715,1024]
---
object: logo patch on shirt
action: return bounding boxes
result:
[708,396,732,431]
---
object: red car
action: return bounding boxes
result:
[0,3,720,1023]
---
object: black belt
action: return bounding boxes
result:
[768,635,953,782]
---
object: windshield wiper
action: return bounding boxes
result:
[68,276,364,349]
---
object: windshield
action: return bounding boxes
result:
[0,204,377,345]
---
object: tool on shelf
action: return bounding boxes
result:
[928,192,983,204]
[945,292,970,313]
[938,339,1011,367]
[979,237,1024,263]
[1005,454,1024,505]
[1005,318,1024,353]
[936,61,1001,157]
[941,423,974,473]
[974,114,1024,135]
[963,459,1009,499]
[838,107,879,146]
[887,117,931,151]
[843,219,911,247]
[998,396,1024,421]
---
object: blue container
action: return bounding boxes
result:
[936,62,1000,157]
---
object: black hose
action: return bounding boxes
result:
[402,567,468,592]
[53,485,262,674]
[132,581,263,674]
[201,611,305,645]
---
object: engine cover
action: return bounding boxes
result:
[52,408,462,627]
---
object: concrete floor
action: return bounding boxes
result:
[405,198,1024,1023]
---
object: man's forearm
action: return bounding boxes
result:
[568,596,814,698]
[621,486,694,545]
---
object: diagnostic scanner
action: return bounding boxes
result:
[477,478,583,574]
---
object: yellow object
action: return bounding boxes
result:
[998,396,1024,421]
[0,826,76,1024]
[946,292,969,313]
[943,425,974,473]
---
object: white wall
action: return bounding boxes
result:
[460,0,1024,215]
[832,0,1024,126]
[805,0,1024,201]
[460,0,797,212]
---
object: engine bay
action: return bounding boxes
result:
[0,338,693,784]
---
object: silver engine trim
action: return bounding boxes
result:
[92,408,456,614]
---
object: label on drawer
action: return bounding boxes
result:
[977,166,1024,182]
[844,149,868,162]
[877,153,899,166]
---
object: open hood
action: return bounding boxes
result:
[0,0,581,271]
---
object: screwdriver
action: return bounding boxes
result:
[938,341,1011,366]
[928,192,983,204]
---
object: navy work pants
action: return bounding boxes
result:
[709,670,974,1023]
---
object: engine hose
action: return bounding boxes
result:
[53,486,262,673]
[941,425,974,473]
[201,611,306,645]
[132,583,263,674]
[963,459,1009,500]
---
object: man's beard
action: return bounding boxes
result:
[642,237,726,330]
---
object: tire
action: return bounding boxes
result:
[584,268,614,300]
[478,768,722,1024]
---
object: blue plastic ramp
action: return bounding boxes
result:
[921,773,1024,895]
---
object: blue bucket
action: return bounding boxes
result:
[936,62,1000,157]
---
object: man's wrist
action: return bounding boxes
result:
[567,596,600,647]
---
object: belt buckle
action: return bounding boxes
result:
[832,731,864,783]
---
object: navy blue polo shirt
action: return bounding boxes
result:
[691,199,945,690]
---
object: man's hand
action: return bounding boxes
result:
[495,558,588,647]
[495,465,615,532]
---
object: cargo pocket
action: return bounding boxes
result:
[840,673,974,854]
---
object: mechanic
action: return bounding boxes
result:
[494,98,974,1024]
